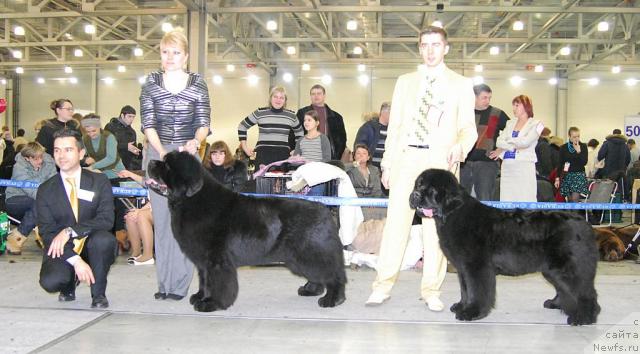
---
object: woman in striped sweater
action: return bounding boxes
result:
[238,86,304,168]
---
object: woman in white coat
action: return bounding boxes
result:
[489,95,543,202]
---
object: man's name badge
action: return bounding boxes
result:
[77,189,95,202]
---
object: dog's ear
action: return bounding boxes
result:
[442,182,464,211]
[185,174,204,197]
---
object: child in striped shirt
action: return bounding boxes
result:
[294,110,331,162]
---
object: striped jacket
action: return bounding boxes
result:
[140,71,211,144]
[238,107,303,149]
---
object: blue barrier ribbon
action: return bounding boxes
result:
[0,178,148,197]
[2,178,638,210]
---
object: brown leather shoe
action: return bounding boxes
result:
[6,230,27,255]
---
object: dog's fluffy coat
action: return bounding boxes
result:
[409,169,600,325]
[147,151,346,312]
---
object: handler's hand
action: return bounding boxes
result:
[488,148,504,160]
[381,169,390,189]
[74,259,95,285]
[47,229,70,259]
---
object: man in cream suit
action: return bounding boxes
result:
[365,26,477,311]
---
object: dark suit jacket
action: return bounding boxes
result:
[36,169,114,261]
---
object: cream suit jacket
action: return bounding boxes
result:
[380,65,477,173]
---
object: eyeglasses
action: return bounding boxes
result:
[59,107,74,112]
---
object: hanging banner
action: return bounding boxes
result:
[0,98,6,114]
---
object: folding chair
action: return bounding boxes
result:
[583,179,618,227]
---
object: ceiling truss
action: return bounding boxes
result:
[0,0,638,76]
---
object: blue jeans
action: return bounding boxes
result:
[306,184,326,196]
[5,195,37,235]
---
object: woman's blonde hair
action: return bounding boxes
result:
[20,141,46,159]
[160,29,189,54]
[268,86,287,108]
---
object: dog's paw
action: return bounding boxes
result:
[450,302,462,313]
[318,294,345,308]
[454,305,488,321]
[189,291,204,305]
[543,298,561,309]
[193,298,219,312]
[297,282,325,297]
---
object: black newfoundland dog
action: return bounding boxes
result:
[146,151,346,312]
[409,169,600,325]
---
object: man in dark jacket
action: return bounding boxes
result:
[535,127,553,180]
[460,84,509,201]
[354,102,390,169]
[598,129,631,180]
[293,84,347,160]
[104,105,141,170]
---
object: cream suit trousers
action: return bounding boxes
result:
[372,147,450,299]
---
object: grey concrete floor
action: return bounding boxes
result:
[1,228,639,354]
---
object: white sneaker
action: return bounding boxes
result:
[365,291,390,307]
[425,295,444,312]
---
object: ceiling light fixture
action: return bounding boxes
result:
[512,20,524,31]
[302,64,310,71]
[353,46,363,55]
[548,77,558,85]
[12,50,22,59]
[213,75,223,85]
[247,74,259,86]
[357,64,366,72]
[226,64,235,72]
[37,77,45,84]
[347,20,358,31]
[118,65,126,73]
[510,76,524,86]
[16,67,24,74]
[597,21,609,32]
[14,26,25,36]
[162,22,173,33]
[431,20,443,28]
[625,78,638,87]
[286,46,296,55]
[321,74,332,85]
[560,46,571,56]
[266,20,278,31]
[489,46,500,55]
[611,65,621,74]
[69,77,78,84]
[84,24,96,34]
[64,66,73,74]
[133,48,143,57]
[282,72,293,83]
[534,65,544,73]
[474,64,483,73]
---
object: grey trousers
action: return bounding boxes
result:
[460,160,500,201]
[147,144,194,297]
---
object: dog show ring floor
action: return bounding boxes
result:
[1,238,639,354]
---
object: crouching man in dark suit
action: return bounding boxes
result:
[37,129,116,308]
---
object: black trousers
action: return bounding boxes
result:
[39,230,117,298]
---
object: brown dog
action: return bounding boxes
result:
[593,227,625,262]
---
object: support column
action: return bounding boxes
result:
[555,77,569,137]
[188,6,207,76]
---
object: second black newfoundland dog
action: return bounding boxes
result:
[146,151,346,312]
[409,169,600,325]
